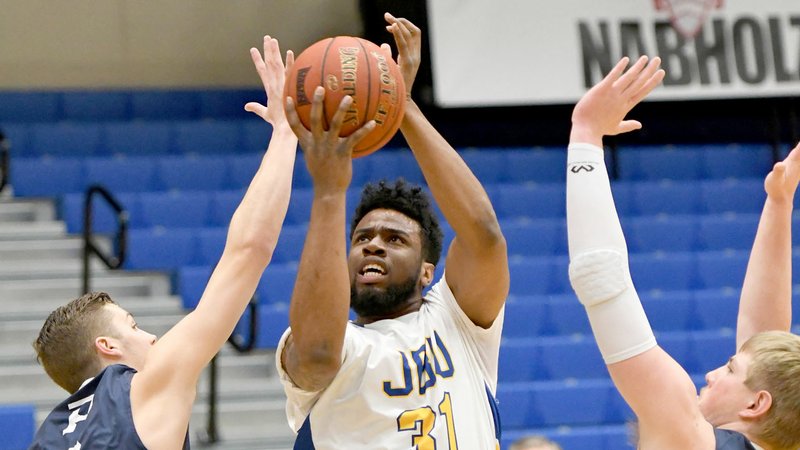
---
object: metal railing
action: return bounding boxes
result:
[201,296,259,444]
[0,131,9,195]
[82,185,128,294]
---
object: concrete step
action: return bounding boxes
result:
[0,221,65,240]
[0,199,55,222]
[188,397,294,442]
[0,237,110,260]
[0,294,184,323]
[0,273,171,299]
[0,258,108,280]
[1,358,283,409]
[0,314,183,359]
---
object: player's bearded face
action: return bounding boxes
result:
[350,271,420,317]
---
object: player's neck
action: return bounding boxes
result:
[355,297,424,325]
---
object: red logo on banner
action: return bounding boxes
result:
[654,0,724,39]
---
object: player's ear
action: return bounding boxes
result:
[739,390,772,420]
[95,336,122,358]
[420,262,435,287]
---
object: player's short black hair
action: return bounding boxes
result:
[350,179,444,266]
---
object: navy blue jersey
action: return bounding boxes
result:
[30,364,190,450]
[715,428,756,450]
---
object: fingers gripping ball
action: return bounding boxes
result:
[285,36,406,158]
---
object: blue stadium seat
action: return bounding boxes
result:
[173,120,241,154]
[617,145,704,181]
[84,156,158,193]
[629,181,701,216]
[178,265,212,309]
[227,153,263,189]
[697,214,758,251]
[528,380,614,426]
[348,153,377,189]
[700,179,765,215]
[503,219,565,258]
[125,228,198,270]
[198,89,262,119]
[240,120,274,154]
[285,189,313,226]
[273,225,307,264]
[255,303,290,348]
[103,122,172,155]
[694,288,740,331]
[626,215,698,253]
[695,250,748,290]
[11,157,84,197]
[156,155,229,191]
[0,403,35,450]
[62,91,129,121]
[610,181,635,217]
[549,257,572,295]
[255,262,298,305]
[0,92,60,122]
[130,90,199,119]
[499,340,541,383]
[700,143,773,179]
[689,330,736,375]
[208,189,245,226]
[61,192,141,233]
[497,383,538,429]
[629,252,697,292]
[509,258,555,296]
[196,227,227,266]
[538,336,607,381]
[1,124,31,155]
[502,301,548,339]
[641,290,694,332]
[30,123,103,156]
[366,150,425,185]
[505,147,566,183]
[544,294,591,336]
[658,332,694,369]
[495,184,565,221]
[460,148,508,184]
[139,191,211,228]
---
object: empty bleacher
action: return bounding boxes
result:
[2,89,799,450]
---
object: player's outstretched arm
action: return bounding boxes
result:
[386,12,508,328]
[281,88,375,392]
[129,36,298,449]
[567,57,714,448]
[737,142,800,348]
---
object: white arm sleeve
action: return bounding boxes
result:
[567,143,656,364]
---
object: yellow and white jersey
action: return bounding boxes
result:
[276,275,504,450]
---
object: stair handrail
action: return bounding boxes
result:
[201,295,259,444]
[0,131,9,195]
[82,184,128,294]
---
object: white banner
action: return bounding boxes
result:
[427,0,800,106]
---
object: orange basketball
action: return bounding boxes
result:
[284,36,406,158]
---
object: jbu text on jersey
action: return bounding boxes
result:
[383,331,454,396]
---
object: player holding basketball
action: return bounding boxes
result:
[279,13,508,449]
[566,55,800,449]
[30,36,297,449]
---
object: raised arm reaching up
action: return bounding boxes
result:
[736,143,800,348]
[566,57,718,449]
[386,13,509,328]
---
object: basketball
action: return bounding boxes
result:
[284,36,406,158]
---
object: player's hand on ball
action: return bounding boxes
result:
[286,86,375,193]
[384,12,421,97]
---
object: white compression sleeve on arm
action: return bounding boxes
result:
[567,143,656,364]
